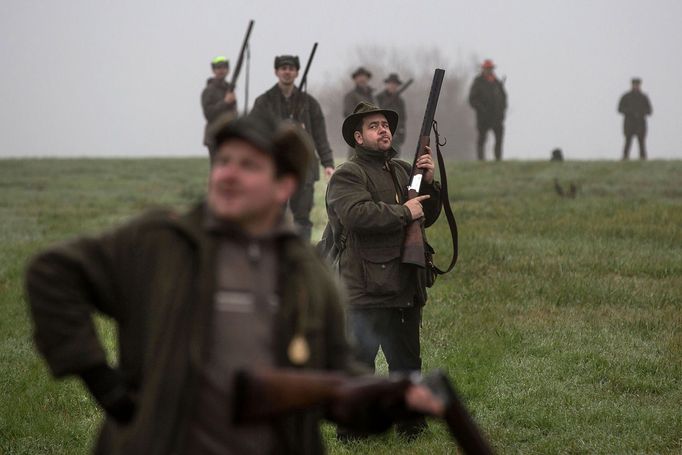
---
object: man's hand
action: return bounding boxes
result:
[405,384,445,417]
[324,167,335,180]
[416,146,435,184]
[404,195,430,220]
[224,91,237,105]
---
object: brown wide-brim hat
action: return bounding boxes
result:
[341,101,399,148]
[352,66,372,79]
[384,73,403,85]
[209,112,313,185]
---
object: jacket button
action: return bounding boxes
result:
[381,264,386,269]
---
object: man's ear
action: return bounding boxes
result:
[275,175,298,203]
[354,131,364,146]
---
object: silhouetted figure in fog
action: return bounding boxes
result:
[468,59,507,161]
[618,78,652,160]
[376,73,407,154]
[344,67,375,157]
[551,148,564,161]
[201,56,238,159]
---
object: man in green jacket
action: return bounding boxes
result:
[376,73,407,154]
[343,66,375,157]
[26,113,441,454]
[325,102,442,438]
[201,56,238,158]
[251,55,335,241]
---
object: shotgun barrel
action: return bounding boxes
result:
[401,69,445,267]
[229,19,255,90]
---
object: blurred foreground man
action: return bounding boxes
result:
[251,55,335,241]
[325,102,442,438]
[201,56,238,158]
[468,59,507,160]
[27,114,444,454]
[618,78,652,160]
[376,73,407,153]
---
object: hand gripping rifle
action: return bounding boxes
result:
[229,19,254,92]
[401,69,445,267]
[233,368,494,455]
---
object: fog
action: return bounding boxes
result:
[1,0,680,160]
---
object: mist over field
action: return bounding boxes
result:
[1,0,681,160]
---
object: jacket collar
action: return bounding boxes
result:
[352,145,397,166]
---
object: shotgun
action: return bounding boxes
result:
[291,42,318,122]
[233,368,494,454]
[401,69,445,267]
[229,19,254,91]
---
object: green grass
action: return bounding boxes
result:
[1,159,681,454]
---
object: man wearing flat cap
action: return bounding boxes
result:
[468,59,507,160]
[324,102,442,439]
[26,113,357,453]
[251,55,335,241]
[376,73,408,154]
[618,78,652,160]
[201,56,238,158]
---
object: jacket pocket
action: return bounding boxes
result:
[359,247,402,295]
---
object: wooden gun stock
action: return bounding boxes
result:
[402,69,445,267]
[234,368,494,455]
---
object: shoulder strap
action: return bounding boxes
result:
[431,121,459,275]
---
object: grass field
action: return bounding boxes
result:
[1,158,680,454]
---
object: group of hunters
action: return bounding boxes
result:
[25,43,653,454]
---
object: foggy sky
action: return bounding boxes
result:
[1,0,680,159]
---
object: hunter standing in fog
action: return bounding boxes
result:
[325,102,442,439]
[343,67,375,157]
[201,56,238,158]
[468,59,507,161]
[376,73,407,154]
[618,78,652,160]
[251,55,335,241]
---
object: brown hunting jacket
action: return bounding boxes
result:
[26,203,353,455]
[325,146,441,308]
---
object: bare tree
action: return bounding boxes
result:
[312,46,477,160]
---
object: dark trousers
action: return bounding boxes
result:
[623,132,647,160]
[343,306,426,438]
[476,123,504,161]
[347,307,422,373]
[289,178,314,241]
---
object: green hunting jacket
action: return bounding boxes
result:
[201,77,237,148]
[376,90,407,147]
[251,85,334,181]
[26,202,353,455]
[343,86,375,117]
[325,146,441,308]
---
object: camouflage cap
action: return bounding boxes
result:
[352,66,372,79]
[274,55,301,70]
[211,56,229,69]
[631,77,642,84]
[209,112,312,184]
[341,101,399,148]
